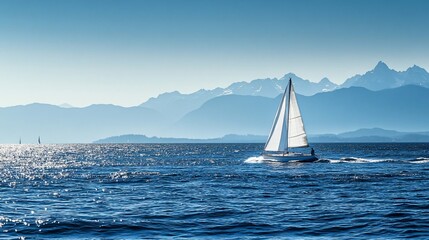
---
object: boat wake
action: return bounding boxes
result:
[244,156,392,164]
[245,156,429,164]
[317,157,394,164]
[244,156,266,163]
[244,156,316,164]
[319,157,429,164]
[335,157,392,163]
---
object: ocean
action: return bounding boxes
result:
[0,143,428,239]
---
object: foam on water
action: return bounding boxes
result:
[244,156,265,163]
[337,157,394,163]
[324,157,429,164]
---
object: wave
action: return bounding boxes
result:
[410,157,429,164]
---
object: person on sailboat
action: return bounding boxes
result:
[310,148,315,156]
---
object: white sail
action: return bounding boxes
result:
[264,84,290,151]
[287,83,309,148]
[264,79,308,152]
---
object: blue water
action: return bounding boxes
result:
[1,143,429,239]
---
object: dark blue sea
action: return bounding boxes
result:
[1,143,429,239]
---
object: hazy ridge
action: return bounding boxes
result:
[95,128,429,143]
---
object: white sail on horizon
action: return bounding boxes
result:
[264,79,309,152]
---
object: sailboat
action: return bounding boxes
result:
[38,136,41,144]
[263,78,318,162]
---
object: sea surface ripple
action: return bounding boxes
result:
[0,143,429,239]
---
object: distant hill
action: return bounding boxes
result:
[94,134,266,143]
[310,128,429,142]
[172,95,276,138]
[300,85,429,134]
[96,128,429,143]
[0,103,170,143]
[58,103,74,108]
[337,128,404,138]
[174,85,429,138]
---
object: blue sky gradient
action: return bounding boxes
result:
[1,0,428,106]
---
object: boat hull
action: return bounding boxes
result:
[263,153,318,162]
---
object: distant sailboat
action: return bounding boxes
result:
[19,138,21,144]
[263,78,318,162]
[38,136,41,144]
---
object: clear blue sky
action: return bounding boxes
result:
[1,0,428,107]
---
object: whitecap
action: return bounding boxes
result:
[410,157,429,164]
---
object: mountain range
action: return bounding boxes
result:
[1,61,429,143]
[342,61,429,90]
[140,61,429,120]
[141,73,339,120]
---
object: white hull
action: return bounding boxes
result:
[263,152,318,162]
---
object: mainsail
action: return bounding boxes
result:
[264,79,309,152]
